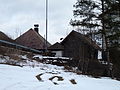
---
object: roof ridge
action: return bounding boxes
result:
[15,28,33,40]
[62,30,101,50]
[15,28,51,49]
[33,29,51,46]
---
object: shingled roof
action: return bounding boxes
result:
[15,29,51,50]
[48,42,64,50]
[0,31,14,42]
[61,30,101,50]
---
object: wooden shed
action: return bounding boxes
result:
[49,30,100,61]
[48,42,64,57]
[61,30,100,60]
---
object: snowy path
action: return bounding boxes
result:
[0,64,120,90]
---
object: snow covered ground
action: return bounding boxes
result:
[0,61,120,90]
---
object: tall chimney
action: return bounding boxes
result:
[34,24,39,33]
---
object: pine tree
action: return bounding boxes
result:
[70,0,120,77]
[100,0,120,47]
[102,0,120,78]
[104,0,120,47]
[70,0,102,74]
[70,0,100,37]
[97,0,120,77]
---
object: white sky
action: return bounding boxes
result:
[0,0,76,44]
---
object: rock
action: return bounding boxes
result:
[70,79,77,84]
[36,73,44,81]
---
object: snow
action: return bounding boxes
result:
[0,56,120,90]
[33,55,43,60]
[33,54,71,60]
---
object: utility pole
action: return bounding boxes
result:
[45,0,48,51]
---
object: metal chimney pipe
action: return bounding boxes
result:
[34,24,39,33]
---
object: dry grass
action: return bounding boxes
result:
[9,54,21,61]
[0,46,6,55]
[64,65,73,71]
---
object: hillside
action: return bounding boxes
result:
[0,55,120,90]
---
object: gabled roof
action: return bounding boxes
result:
[48,42,64,50]
[61,30,101,50]
[0,31,14,42]
[15,29,51,50]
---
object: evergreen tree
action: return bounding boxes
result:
[103,0,120,78]
[70,0,102,74]
[70,0,100,38]
[104,0,120,47]
[70,0,120,77]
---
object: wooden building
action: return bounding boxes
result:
[49,30,104,75]
[49,30,101,60]
[48,42,64,57]
[15,25,51,50]
[0,31,14,42]
[62,30,100,60]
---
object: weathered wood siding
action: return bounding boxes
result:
[61,33,98,61]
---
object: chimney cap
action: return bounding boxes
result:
[34,24,39,27]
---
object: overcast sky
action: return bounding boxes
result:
[0,0,76,44]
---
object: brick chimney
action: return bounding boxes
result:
[34,24,39,33]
